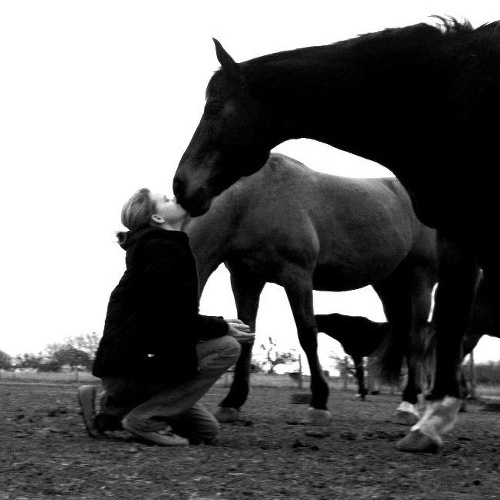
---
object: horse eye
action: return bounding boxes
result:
[205,101,223,115]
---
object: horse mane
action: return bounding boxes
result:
[430,15,472,34]
[205,15,482,99]
[224,17,477,99]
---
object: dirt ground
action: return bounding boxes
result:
[1,381,500,500]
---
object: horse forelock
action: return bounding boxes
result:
[205,71,224,100]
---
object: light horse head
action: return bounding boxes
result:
[173,40,272,216]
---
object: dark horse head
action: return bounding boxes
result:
[173,18,499,218]
[173,40,274,215]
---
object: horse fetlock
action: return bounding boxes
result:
[411,396,462,444]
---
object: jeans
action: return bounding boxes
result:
[101,335,241,443]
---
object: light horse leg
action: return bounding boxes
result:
[214,270,265,423]
[373,261,434,426]
[397,234,479,452]
[284,275,331,424]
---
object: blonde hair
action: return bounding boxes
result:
[120,188,156,231]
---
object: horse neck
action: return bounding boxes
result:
[185,206,234,293]
[246,29,443,166]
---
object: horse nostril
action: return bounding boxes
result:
[173,177,184,202]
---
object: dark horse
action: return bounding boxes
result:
[174,18,500,452]
[316,275,498,404]
[315,313,395,401]
[186,153,436,425]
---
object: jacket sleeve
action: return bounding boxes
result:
[138,238,228,342]
[194,314,229,340]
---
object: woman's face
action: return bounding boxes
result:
[151,193,187,225]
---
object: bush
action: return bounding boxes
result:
[475,361,500,385]
[37,361,62,373]
[0,350,12,370]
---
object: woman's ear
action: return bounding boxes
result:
[151,214,164,225]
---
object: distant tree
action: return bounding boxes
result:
[0,350,12,370]
[14,353,43,370]
[53,346,92,370]
[69,332,100,360]
[44,343,64,359]
[475,361,500,385]
[259,337,299,373]
[331,354,356,379]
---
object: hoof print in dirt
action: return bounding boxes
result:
[292,438,307,448]
[339,431,360,441]
[305,429,330,438]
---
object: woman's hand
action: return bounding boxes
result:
[226,319,254,343]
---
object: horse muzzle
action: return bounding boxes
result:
[173,176,212,217]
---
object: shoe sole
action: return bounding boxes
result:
[122,419,189,446]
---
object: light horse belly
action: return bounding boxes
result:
[312,212,415,291]
[312,247,409,291]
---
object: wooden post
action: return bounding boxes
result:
[298,354,303,389]
[367,356,381,394]
[469,351,476,399]
[342,356,348,390]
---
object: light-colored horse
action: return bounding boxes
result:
[186,153,437,424]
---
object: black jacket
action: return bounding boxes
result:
[92,227,228,381]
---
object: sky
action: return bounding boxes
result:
[1,1,499,372]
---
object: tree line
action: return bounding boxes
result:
[0,332,100,372]
[1,333,499,385]
[0,334,300,374]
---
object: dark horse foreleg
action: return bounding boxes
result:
[218,272,265,411]
[285,280,329,412]
[429,237,479,401]
[352,355,368,400]
[397,235,479,452]
[218,339,255,410]
[373,261,435,426]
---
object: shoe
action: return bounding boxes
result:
[122,418,189,446]
[77,385,101,438]
[95,413,124,432]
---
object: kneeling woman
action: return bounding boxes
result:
[79,189,253,446]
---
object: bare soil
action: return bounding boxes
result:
[1,382,500,499]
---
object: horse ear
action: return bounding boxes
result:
[213,38,240,81]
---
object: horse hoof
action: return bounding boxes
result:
[307,408,332,426]
[395,430,440,454]
[394,409,420,426]
[214,407,240,423]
